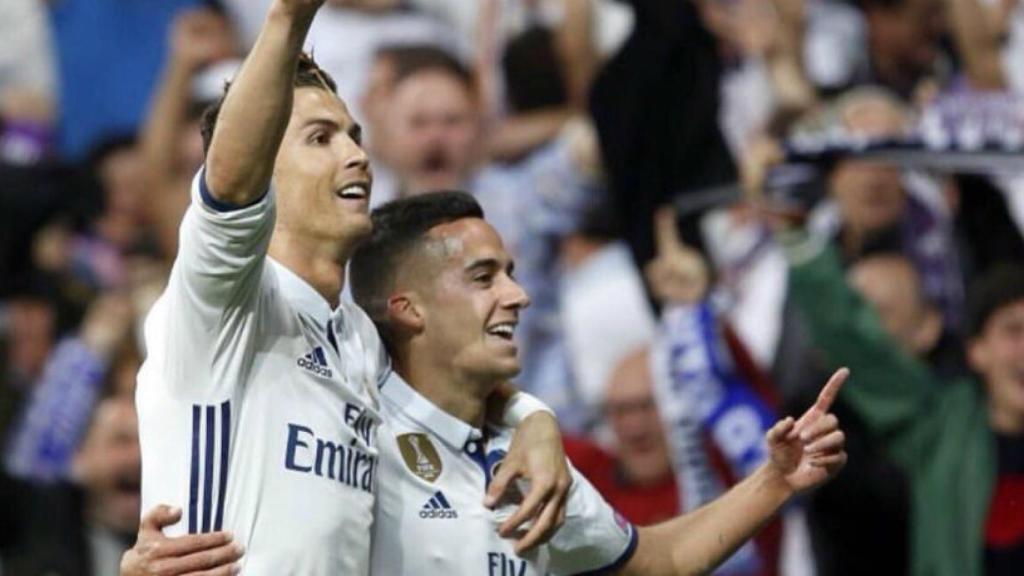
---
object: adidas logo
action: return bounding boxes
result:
[419,490,458,519]
[297,346,332,378]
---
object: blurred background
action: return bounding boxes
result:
[0,0,1022,574]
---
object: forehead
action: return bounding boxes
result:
[425,218,507,264]
[988,300,1024,327]
[289,87,356,127]
[392,71,474,111]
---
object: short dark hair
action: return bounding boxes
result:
[350,191,484,345]
[378,44,475,95]
[967,264,1024,338]
[502,25,568,113]
[199,52,338,155]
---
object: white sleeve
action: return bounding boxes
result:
[546,466,639,575]
[146,169,275,400]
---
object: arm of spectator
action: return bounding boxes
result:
[144,9,233,196]
[947,0,1016,89]
[484,384,571,554]
[620,370,847,576]
[557,0,597,111]
[782,232,936,438]
[120,505,243,576]
[485,108,573,162]
[645,207,710,306]
[204,0,324,206]
[141,9,235,257]
[3,295,133,482]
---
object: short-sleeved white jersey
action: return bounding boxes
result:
[371,372,638,576]
[137,172,389,575]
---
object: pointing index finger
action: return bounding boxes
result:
[814,367,849,413]
[792,367,849,436]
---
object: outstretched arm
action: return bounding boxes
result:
[620,369,848,576]
[203,0,324,205]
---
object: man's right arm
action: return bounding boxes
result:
[203,0,323,206]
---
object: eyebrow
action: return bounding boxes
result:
[301,118,363,144]
[465,257,514,275]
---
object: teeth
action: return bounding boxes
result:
[487,323,516,338]
[338,184,367,199]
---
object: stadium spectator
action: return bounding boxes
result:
[782,226,1024,574]
[140,8,239,260]
[0,396,141,576]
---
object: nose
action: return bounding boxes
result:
[502,277,530,311]
[343,137,370,172]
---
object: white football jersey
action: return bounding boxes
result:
[371,372,638,576]
[137,172,389,575]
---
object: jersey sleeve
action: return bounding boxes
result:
[546,466,639,576]
[145,169,275,399]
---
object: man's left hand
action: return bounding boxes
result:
[765,368,849,493]
[485,412,571,554]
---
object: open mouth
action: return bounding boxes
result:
[335,182,370,200]
[486,322,517,341]
[421,149,450,174]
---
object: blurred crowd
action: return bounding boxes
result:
[1,0,1023,575]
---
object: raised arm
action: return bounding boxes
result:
[203,0,324,205]
[620,369,848,576]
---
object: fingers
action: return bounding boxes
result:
[151,532,235,559]
[484,462,519,509]
[798,413,839,442]
[809,451,847,470]
[513,489,568,554]
[149,540,243,576]
[766,416,795,445]
[498,479,551,538]
[653,206,684,255]
[791,367,849,435]
[140,505,183,532]
[813,367,849,414]
[804,429,845,454]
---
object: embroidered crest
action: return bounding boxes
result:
[397,433,443,482]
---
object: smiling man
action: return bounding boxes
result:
[127,1,568,574]
[349,191,849,576]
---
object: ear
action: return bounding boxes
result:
[386,292,425,335]
[912,307,943,355]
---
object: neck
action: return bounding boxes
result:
[989,397,1024,435]
[269,229,352,308]
[395,350,494,429]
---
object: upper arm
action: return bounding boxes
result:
[546,467,639,575]
[146,169,276,399]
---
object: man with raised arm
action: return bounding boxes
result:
[350,192,848,575]
[129,1,568,574]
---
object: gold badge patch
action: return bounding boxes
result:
[397,433,443,482]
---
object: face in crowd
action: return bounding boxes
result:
[828,94,909,236]
[605,349,673,486]
[848,255,942,357]
[73,397,142,535]
[970,298,1024,429]
[383,69,481,196]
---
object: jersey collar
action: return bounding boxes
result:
[269,258,342,328]
[380,371,484,451]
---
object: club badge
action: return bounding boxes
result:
[397,433,443,482]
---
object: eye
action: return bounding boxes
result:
[308,131,329,146]
[473,273,493,286]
